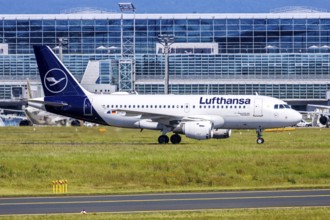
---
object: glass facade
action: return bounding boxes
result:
[136,83,329,100]
[1,13,330,102]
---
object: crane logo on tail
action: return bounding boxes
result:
[44,68,68,94]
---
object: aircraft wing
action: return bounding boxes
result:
[308,104,330,110]
[111,108,183,126]
[0,108,24,113]
[112,108,224,127]
[0,114,26,120]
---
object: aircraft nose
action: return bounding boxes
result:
[291,110,302,125]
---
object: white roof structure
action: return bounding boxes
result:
[1,12,330,20]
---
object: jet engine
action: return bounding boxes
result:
[135,119,163,130]
[19,119,32,126]
[70,119,81,126]
[212,129,231,139]
[183,121,213,140]
[182,121,231,140]
[319,115,329,126]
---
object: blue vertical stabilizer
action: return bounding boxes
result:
[33,45,86,97]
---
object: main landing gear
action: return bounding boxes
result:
[158,134,182,144]
[256,128,264,144]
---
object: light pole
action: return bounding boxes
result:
[54,38,68,61]
[158,34,175,94]
[118,2,136,12]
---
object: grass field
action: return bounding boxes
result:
[0,126,329,195]
[1,207,330,220]
[1,126,330,219]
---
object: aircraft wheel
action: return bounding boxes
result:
[19,119,32,126]
[170,134,181,144]
[158,135,169,144]
[71,119,81,126]
[257,138,264,144]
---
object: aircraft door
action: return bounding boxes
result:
[253,98,263,117]
[184,103,190,113]
[84,98,93,116]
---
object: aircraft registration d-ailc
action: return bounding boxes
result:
[29,45,302,144]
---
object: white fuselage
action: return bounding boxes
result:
[88,94,301,130]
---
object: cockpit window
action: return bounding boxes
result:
[274,104,291,109]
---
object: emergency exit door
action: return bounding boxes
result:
[84,98,93,116]
[253,98,263,117]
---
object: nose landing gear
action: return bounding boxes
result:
[256,128,264,144]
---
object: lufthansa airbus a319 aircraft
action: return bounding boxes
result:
[29,45,302,144]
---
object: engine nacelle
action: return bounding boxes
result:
[135,119,163,130]
[212,129,231,139]
[19,119,32,126]
[71,119,81,126]
[183,121,213,140]
[319,115,328,126]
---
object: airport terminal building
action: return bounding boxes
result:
[1,7,330,109]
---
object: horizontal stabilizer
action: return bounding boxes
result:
[28,99,68,107]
